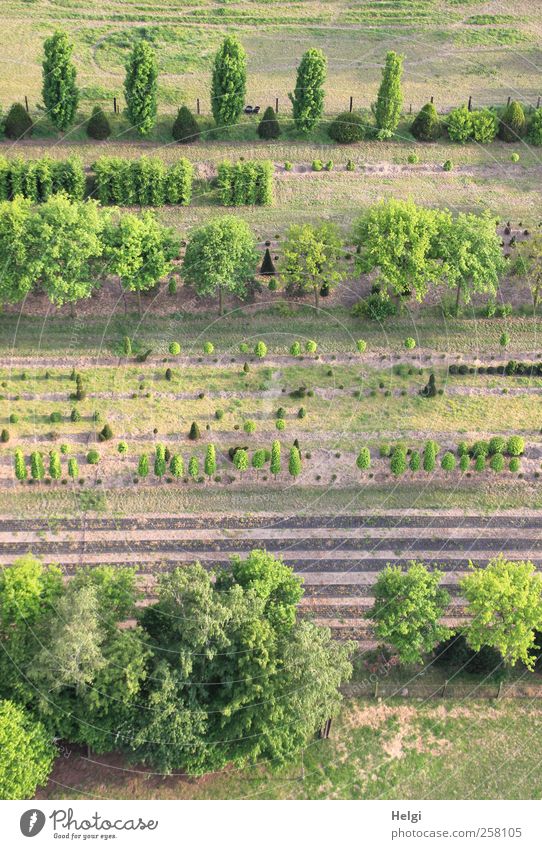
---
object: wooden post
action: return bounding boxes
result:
[409,103,412,114]
[497,680,503,700]
[24,95,29,114]
[374,680,379,698]
[430,96,434,104]
[507,95,511,106]
[349,95,353,113]
[113,96,117,114]
[442,679,448,698]
[275,97,279,114]
[196,98,200,115]
[537,96,540,109]
[468,95,472,111]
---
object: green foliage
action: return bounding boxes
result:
[211,36,247,131]
[68,457,79,479]
[328,111,365,144]
[441,451,456,472]
[280,221,343,307]
[188,455,199,480]
[459,453,470,473]
[137,453,149,478]
[0,700,56,799]
[48,449,61,480]
[528,108,542,145]
[356,339,367,353]
[172,105,200,143]
[254,340,267,359]
[4,103,33,140]
[508,436,525,456]
[42,30,78,131]
[169,341,181,356]
[443,159,453,171]
[373,51,403,134]
[409,450,421,471]
[252,448,266,472]
[233,447,249,473]
[0,156,84,202]
[499,100,526,142]
[490,452,505,472]
[356,447,371,471]
[470,109,498,143]
[390,446,407,476]
[86,449,99,464]
[86,105,111,140]
[257,106,281,140]
[14,448,27,481]
[204,443,217,477]
[288,446,302,478]
[289,48,327,134]
[462,556,542,669]
[30,451,45,480]
[170,454,184,478]
[438,211,505,308]
[369,562,451,664]
[423,441,436,472]
[94,156,193,206]
[183,215,257,313]
[217,160,274,206]
[446,105,473,143]
[260,247,276,275]
[410,102,442,141]
[270,439,281,476]
[189,421,201,440]
[404,337,416,349]
[124,41,158,136]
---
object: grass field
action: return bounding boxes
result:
[37,697,542,799]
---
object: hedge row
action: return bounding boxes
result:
[93,156,193,207]
[217,160,273,206]
[0,156,85,202]
[450,361,542,377]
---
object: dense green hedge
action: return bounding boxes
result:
[93,156,193,206]
[0,156,85,202]
[217,160,273,206]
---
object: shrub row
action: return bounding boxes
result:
[93,156,193,206]
[449,361,542,377]
[217,160,273,206]
[0,156,85,202]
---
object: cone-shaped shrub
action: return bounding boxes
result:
[172,105,200,143]
[499,100,526,142]
[257,106,281,140]
[86,106,111,140]
[4,103,33,140]
[411,102,441,141]
[260,247,276,275]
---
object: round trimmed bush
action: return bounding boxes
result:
[9,414,19,424]
[446,105,472,144]
[290,341,301,356]
[404,337,416,350]
[489,436,506,455]
[172,105,200,143]
[490,453,505,473]
[459,454,470,473]
[203,341,214,355]
[411,102,442,141]
[254,341,267,359]
[86,106,111,140]
[443,159,453,171]
[356,339,367,353]
[441,451,456,472]
[509,457,520,472]
[327,111,365,144]
[275,418,286,431]
[507,436,525,456]
[86,449,99,465]
[169,341,181,356]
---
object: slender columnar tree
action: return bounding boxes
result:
[42,30,79,131]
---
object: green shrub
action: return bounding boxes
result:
[499,100,526,142]
[474,454,485,472]
[94,156,193,206]
[489,436,506,455]
[284,161,293,171]
[86,106,111,140]
[470,109,498,143]
[510,152,520,163]
[169,341,181,356]
[4,103,32,140]
[356,447,371,471]
[443,159,453,171]
[328,111,365,144]
[312,159,323,172]
[1,428,9,443]
[254,341,267,358]
[411,102,442,141]
[409,450,420,471]
[98,423,113,441]
[507,436,525,456]
[446,105,472,143]
[275,418,286,431]
[490,452,505,472]
[353,292,397,321]
[404,337,416,350]
[528,108,542,145]
[441,451,456,472]
[257,106,281,140]
[459,454,470,473]
[390,448,407,476]
[356,339,367,353]
[189,421,201,440]
[217,160,273,206]
[86,449,99,464]
[9,414,19,424]
[346,159,355,171]
[172,105,200,143]
[509,457,520,472]
[203,341,214,355]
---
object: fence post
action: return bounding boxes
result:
[374,680,379,699]
[442,679,448,698]
[349,95,353,113]
[409,103,412,114]
[497,680,503,700]
[468,95,472,111]
[430,96,434,104]
[196,98,200,115]
[275,97,279,114]
[538,96,540,109]
[113,96,117,114]
[507,95,511,106]
[25,95,29,114]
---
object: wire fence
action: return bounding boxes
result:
[343,679,542,700]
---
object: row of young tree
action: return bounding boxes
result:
[0,552,353,799]
[0,196,509,314]
[370,556,542,671]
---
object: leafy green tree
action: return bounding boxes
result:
[170,454,184,479]
[172,105,200,143]
[529,107,542,145]
[254,340,267,358]
[0,700,56,799]
[288,446,302,478]
[252,448,266,474]
[257,106,281,140]
[122,336,132,356]
[290,341,301,356]
[124,41,158,136]
[188,455,199,480]
[104,212,178,313]
[138,453,149,478]
[42,30,78,131]
[0,196,41,307]
[49,449,61,480]
[204,444,217,478]
[373,51,403,137]
[459,453,470,473]
[14,448,27,481]
[211,36,247,131]
[271,439,281,477]
[438,211,505,311]
[514,234,542,310]
[461,556,542,669]
[182,216,258,314]
[411,102,441,141]
[441,451,456,472]
[280,222,344,308]
[234,448,249,474]
[30,196,104,310]
[490,452,505,472]
[68,457,79,480]
[474,454,485,472]
[390,447,407,476]
[353,199,444,302]
[423,441,436,472]
[356,447,371,472]
[154,445,166,478]
[30,451,45,481]
[368,561,451,664]
[409,450,421,471]
[118,440,128,459]
[289,48,327,134]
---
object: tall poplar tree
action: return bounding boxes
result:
[211,36,247,131]
[289,48,327,134]
[42,30,79,131]
[124,41,158,136]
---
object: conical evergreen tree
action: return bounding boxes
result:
[172,106,200,143]
[260,247,276,275]
[257,106,281,140]
[86,106,111,140]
